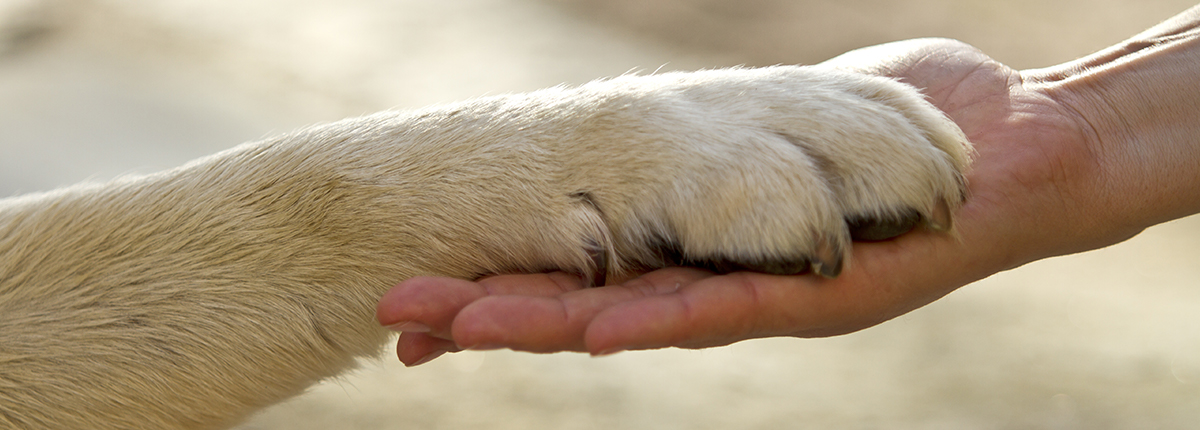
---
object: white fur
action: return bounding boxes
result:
[0,66,970,429]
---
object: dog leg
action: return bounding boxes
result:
[0,65,968,429]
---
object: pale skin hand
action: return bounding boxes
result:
[377,6,1200,366]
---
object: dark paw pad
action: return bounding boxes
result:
[653,237,843,278]
[846,209,922,242]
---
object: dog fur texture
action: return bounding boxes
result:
[0,66,971,429]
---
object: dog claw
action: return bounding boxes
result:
[926,198,953,232]
[809,236,844,278]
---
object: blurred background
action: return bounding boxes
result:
[1,0,1198,428]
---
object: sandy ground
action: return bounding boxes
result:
[1,0,1198,428]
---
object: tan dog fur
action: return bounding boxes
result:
[0,66,970,429]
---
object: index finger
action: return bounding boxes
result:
[449,267,716,352]
[376,271,585,338]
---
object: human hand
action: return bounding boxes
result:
[376,37,1162,366]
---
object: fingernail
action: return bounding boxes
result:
[592,348,626,357]
[384,321,431,333]
[407,349,448,367]
[461,343,502,351]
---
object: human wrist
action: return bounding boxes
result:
[1028,10,1200,239]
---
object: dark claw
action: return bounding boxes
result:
[808,235,844,278]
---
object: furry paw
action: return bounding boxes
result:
[556,66,971,280]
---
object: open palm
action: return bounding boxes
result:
[377,38,1115,365]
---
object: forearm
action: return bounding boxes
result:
[1029,5,1200,232]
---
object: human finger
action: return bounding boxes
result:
[376,272,584,338]
[450,267,715,352]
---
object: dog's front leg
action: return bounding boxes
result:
[0,102,615,429]
[0,66,969,430]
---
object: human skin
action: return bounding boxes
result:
[376,5,1200,365]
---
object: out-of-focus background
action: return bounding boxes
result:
[2,0,1198,428]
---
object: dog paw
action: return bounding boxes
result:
[560,66,972,280]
